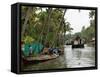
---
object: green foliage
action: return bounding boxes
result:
[21,6,72,47]
[23,36,35,44]
[80,10,95,42]
[89,10,95,19]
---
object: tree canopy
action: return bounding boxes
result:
[21,6,71,47]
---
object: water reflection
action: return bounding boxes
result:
[64,45,95,68]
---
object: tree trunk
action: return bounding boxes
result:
[44,8,52,42]
[21,7,33,36]
[52,9,67,47]
[39,8,52,45]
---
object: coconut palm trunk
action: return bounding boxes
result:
[52,9,67,47]
[39,8,52,45]
[21,7,33,36]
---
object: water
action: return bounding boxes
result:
[22,44,95,71]
[64,44,95,68]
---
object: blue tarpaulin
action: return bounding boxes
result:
[23,42,44,56]
[31,42,44,54]
[23,44,30,56]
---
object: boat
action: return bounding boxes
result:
[22,54,59,64]
[72,36,85,49]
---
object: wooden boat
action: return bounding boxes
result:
[22,54,59,64]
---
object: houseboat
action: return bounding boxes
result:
[72,36,84,48]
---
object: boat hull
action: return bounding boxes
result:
[22,54,59,64]
[72,44,84,48]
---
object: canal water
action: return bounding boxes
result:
[64,44,95,68]
[22,44,95,71]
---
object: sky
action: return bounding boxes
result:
[64,9,90,34]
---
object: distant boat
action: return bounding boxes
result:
[72,36,85,49]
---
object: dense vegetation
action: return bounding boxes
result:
[21,6,72,48]
[81,10,95,42]
[21,6,95,49]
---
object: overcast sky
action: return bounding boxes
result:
[64,9,90,34]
